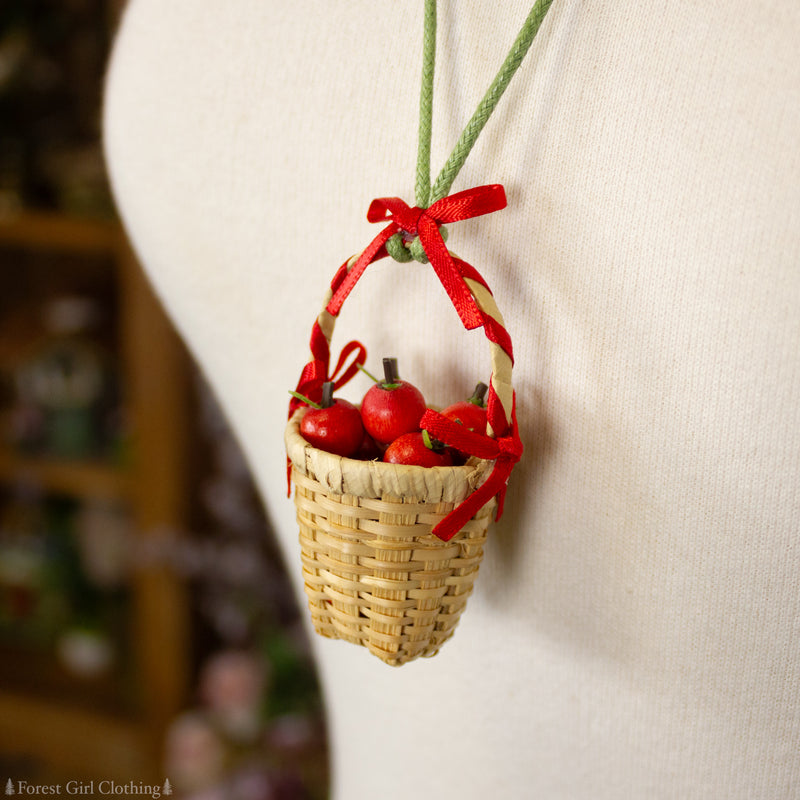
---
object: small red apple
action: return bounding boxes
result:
[291,382,364,457]
[360,357,427,445]
[383,430,453,467]
[441,382,488,434]
[353,430,384,461]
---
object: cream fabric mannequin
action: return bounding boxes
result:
[104,2,800,798]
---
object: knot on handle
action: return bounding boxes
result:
[386,226,449,264]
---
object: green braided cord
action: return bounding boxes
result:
[415,0,437,208]
[428,0,554,205]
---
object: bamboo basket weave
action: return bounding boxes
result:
[286,409,494,666]
[287,242,517,665]
[286,412,495,666]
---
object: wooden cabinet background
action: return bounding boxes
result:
[0,212,190,781]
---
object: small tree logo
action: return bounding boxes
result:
[161,779,172,796]
[4,779,14,796]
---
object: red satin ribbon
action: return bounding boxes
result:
[327,184,507,330]
[420,406,523,542]
[289,339,366,419]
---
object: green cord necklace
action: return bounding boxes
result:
[388,0,555,264]
[417,0,555,208]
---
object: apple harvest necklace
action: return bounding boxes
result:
[286,0,554,666]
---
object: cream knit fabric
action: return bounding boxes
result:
[104,1,800,797]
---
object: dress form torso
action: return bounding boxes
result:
[104,2,800,798]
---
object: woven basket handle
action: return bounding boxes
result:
[297,250,516,441]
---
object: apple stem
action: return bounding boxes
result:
[422,429,445,451]
[382,357,400,387]
[469,382,489,406]
[321,381,335,408]
[288,390,322,410]
[357,363,381,383]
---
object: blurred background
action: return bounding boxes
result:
[0,2,328,798]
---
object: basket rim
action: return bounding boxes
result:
[286,408,495,504]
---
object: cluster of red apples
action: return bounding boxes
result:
[292,357,488,467]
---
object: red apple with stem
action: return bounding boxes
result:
[383,430,453,467]
[441,382,489,434]
[289,381,364,457]
[360,357,427,445]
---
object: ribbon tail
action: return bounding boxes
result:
[418,218,483,330]
[420,408,499,459]
[431,461,513,541]
[326,224,397,316]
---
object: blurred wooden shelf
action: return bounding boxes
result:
[0,211,192,780]
[0,639,134,718]
[0,690,150,782]
[0,211,119,254]
[0,449,134,502]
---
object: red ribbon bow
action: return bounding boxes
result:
[420,406,523,541]
[289,339,366,419]
[327,184,507,330]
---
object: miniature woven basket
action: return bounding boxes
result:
[286,414,495,666]
[286,210,520,666]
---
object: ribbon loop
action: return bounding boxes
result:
[289,339,366,420]
[330,340,367,390]
[367,198,423,234]
[426,184,507,224]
